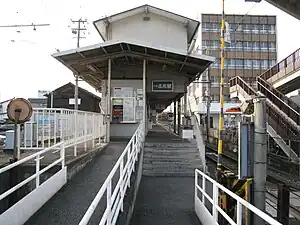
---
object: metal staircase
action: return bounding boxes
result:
[230,76,299,162]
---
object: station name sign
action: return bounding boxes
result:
[152,80,173,92]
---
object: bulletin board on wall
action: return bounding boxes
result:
[111,87,143,123]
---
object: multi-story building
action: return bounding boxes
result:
[190,13,277,102]
[188,13,277,129]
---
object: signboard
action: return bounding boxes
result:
[69,98,81,105]
[152,80,173,92]
[123,98,135,122]
[113,87,133,98]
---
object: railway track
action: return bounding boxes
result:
[205,144,300,190]
[205,146,300,220]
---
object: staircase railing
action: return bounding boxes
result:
[78,121,145,225]
[257,77,300,125]
[260,47,300,88]
[230,76,256,97]
[230,76,299,138]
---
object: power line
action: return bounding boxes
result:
[0,23,50,31]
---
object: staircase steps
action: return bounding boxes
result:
[142,140,202,177]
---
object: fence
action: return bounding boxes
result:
[0,142,67,225]
[194,169,282,225]
[78,121,145,225]
[18,108,106,155]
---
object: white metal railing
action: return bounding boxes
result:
[78,122,145,225]
[19,108,106,152]
[195,169,282,225]
[0,141,65,204]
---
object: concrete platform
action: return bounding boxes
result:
[130,177,202,225]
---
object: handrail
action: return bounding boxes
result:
[19,107,105,153]
[260,47,300,82]
[257,77,300,114]
[195,169,282,225]
[0,141,65,202]
[230,76,299,137]
[229,76,257,96]
[257,77,300,125]
[78,121,145,225]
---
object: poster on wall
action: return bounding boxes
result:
[113,87,133,98]
[123,98,135,122]
[136,109,143,120]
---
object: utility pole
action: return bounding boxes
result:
[70,18,87,156]
[217,0,226,180]
[71,18,87,111]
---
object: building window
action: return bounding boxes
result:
[269,60,276,67]
[252,24,260,34]
[253,60,260,69]
[261,60,269,69]
[244,24,252,33]
[269,42,276,52]
[244,42,252,51]
[253,42,260,51]
[260,42,269,52]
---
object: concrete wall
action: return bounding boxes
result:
[110,12,188,51]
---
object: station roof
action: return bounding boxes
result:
[52,39,215,91]
[93,4,200,44]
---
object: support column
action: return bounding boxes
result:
[143,59,147,134]
[277,184,290,224]
[184,86,188,125]
[173,101,177,133]
[253,96,267,225]
[74,75,78,156]
[107,59,112,142]
[177,98,181,136]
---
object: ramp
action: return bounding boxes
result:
[24,142,128,225]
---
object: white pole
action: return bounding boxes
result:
[107,59,111,143]
[143,59,147,134]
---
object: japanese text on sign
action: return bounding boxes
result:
[152,81,173,92]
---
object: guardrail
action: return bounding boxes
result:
[257,77,300,125]
[19,108,105,154]
[78,121,145,225]
[0,142,65,202]
[230,76,299,138]
[260,47,300,86]
[0,141,67,224]
[194,169,282,225]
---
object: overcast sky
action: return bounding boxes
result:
[0,0,299,101]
